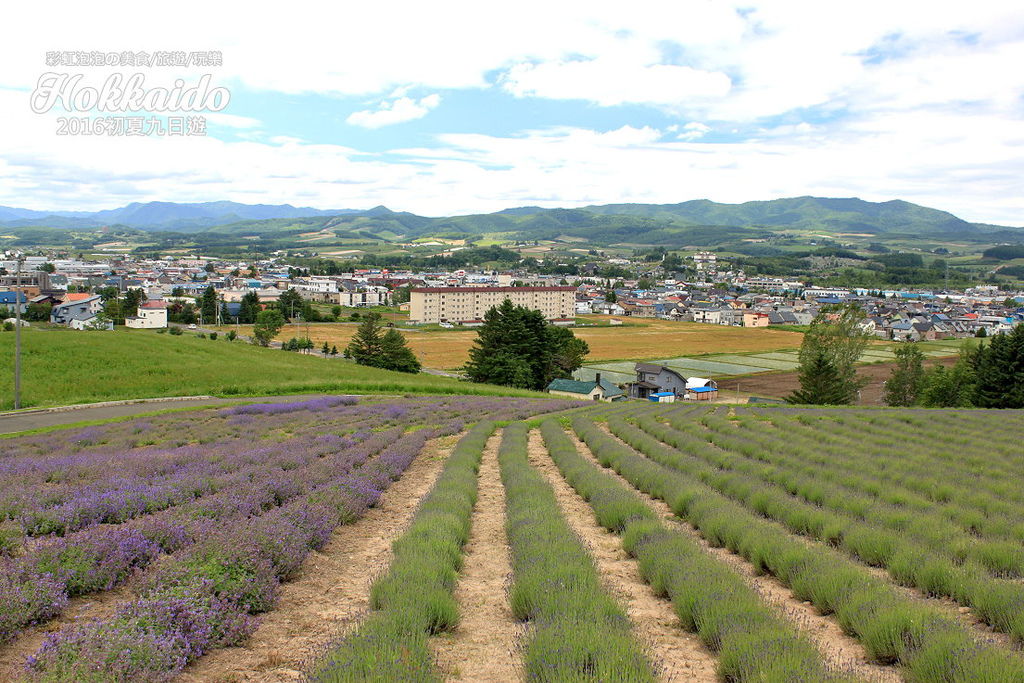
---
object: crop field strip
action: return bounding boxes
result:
[574,410,1024,681]
[540,418,881,682]
[526,425,718,682]
[610,410,1024,648]
[642,407,1024,643]
[498,422,657,681]
[431,430,520,682]
[0,395,577,681]
[310,421,498,681]
[178,428,462,681]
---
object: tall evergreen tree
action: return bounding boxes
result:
[786,350,850,405]
[219,297,231,325]
[199,286,218,325]
[345,312,386,367]
[238,291,261,324]
[884,343,926,406]
[973,325,1024,408]
[464,299,588,390]
[790,303,869,405]
[380,328,421,373]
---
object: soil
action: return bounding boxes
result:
[721,356,960,405]
[0,583,136,680]
[580,426,901,683]
[432,431,522,682]
[526,430,719,683]
[176,432,460,683]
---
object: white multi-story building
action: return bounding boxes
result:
[125,301,168,329]
[408,286,576,325]
[693,251,717,272]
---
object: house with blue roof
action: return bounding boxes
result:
[0,291,28,313]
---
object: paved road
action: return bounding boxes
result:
[0,394,334,436]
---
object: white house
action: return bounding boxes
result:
[125,301,168,329]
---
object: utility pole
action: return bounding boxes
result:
[13,253,24,410]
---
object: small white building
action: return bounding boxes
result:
[125,301,168,329]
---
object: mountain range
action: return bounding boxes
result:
[0,197,1020,245]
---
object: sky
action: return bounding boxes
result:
[1,1,1023,224]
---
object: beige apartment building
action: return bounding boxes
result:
[408,286,576,325]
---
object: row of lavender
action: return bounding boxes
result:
[1,395,577,674]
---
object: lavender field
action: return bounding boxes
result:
[0,394,575,681]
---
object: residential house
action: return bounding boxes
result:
[627,363,689,399]
[0,291,28,314]
[547,375,624,402]
[51,295,103,327]
[125,300,168,329]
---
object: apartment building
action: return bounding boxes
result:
[408,286,576,325]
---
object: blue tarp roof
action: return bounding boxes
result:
[689,386,716,393]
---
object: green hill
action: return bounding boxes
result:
[0,328,539,410]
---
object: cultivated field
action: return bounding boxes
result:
[217,316,806,370]
[1,397,1022,681]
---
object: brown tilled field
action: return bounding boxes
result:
[217,316,805,370]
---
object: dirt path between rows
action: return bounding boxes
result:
[583,425,901,683]
[527,429,718,683]
[433,431,521,682]
[176,432,460,683]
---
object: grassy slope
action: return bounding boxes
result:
[0,328,541,410]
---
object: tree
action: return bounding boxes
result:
[39,262,56,273]
[330,345,338,356]
[786,349,851,405]
[547,325,590,380]
[391,285,412,305]
[788,303,870,405]
[238,292,261,324]
[252,309,285,346]
[463,299,589,390]
[605,290,617,303]
[972,325,1024,408]
[345,312,385,366]
[331,305,342,320]
[219,298,231,325]
[123,288,142,315]
[199,286,217,324]
[24,302,51,322]
[278,288,304,321]
[321,341,330,356]
[920,353,976,407]
[884,343,925,406]
[380,328,421,373]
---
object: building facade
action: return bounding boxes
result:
[408,286,576,325]
[125,301,168,329]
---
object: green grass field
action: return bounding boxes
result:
[0,327,542,410]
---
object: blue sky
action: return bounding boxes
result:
[1,1,1022,224]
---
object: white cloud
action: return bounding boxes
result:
[346,94,441,129]
[501,59,731,107]
[678,122,710,140]
[0,1,1023,225]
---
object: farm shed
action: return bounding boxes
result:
[648,391,676,403]
[685,386,718,401]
